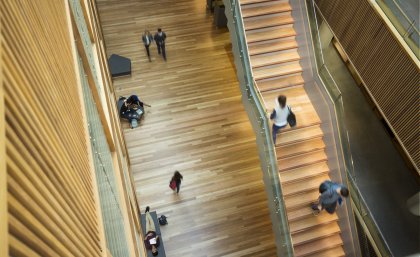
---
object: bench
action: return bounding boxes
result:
[140,211,167,257]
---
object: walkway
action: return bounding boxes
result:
[97,1,276,256]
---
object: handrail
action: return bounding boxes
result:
[305,0,393,255]
[379,0,419,34]
[224,0,294,256]
[373,0,419,59]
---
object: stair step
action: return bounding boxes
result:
[246,26,295,43]
[241,1,291,18]
[294,234,343,257]
[276,125,323,146]
[285,189,319,210]
[280,161,329,184]
[290,213,339,233]
[262,87,322,129]
[283,174,330,196]
[287,207,315,222]
[256,73,304,91]
[241,0,288,5]
[244,13,294,30]
[253,61,302,80]
[277,137,325,159]
[249,38,298,55]
[251,49,300,68]
[304,246,345,257]
[292,222,341,245]
[278,149,327,172]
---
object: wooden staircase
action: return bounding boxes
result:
[240,0,345,256]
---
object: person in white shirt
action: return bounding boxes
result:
[142,30,153,62]
[270,95,290,144]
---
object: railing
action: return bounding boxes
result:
[223,1,294,256]
[69,0,102,94]
[374,0,420,59]
[78,53,130,257]
[306,1,393,256]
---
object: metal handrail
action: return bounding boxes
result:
[224,0,295,256]
[306,0,393,255]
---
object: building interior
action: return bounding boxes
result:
[1,0,419,257]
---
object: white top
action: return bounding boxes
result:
[273,101,290,127]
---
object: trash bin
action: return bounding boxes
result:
[214,3,227,28]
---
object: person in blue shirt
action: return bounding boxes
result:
[311,180,349,214]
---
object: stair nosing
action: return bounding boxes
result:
[277,143,326,160]
[259,82,304,93]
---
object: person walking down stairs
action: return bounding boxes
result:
[270,95,290,144]
[311,180,349,215]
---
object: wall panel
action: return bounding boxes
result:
[315,0,420,170]
[1,0,103,256]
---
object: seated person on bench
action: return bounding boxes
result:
[126,95,151,108]
[144,206,160,256]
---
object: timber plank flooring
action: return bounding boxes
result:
[97,1,276,256]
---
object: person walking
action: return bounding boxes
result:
[270,95,290,144]
[142,30,153,62]
[154,28,167,61]
[311,180,349,214]
[144,206,160,256]
[170,171,183,194]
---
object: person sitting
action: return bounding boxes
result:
[311,180,349,214]
[126,94,151,108]
[144,206,160,256]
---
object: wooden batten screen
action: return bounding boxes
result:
[78,54,130,257]
[2,0,104,256]
[315,0,420,170]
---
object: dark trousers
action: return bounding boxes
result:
[272,124,286,144]
[156,42,166,60]
[176,181,181,193]
[144,44,151,59]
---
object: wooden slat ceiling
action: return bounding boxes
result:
[316,0,420,171]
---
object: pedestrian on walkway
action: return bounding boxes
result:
[154,28,167,61]
[144,206,160,256]
[142,30,154,62]
[311,180,349,214]
[270,95,289,144]
[170,171,183,194]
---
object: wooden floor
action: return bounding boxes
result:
[97,1,277,256]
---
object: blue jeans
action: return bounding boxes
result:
[272,124,286,144]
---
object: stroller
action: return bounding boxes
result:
[117,96,144,128]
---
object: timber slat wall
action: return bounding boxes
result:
[1,0,103,256]
[315,0,420,171]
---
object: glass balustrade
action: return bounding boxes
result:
[306,1,393,256]
[223,1,294,256]
[375,0,419,59]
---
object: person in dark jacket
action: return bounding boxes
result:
[170,171,183,194]
[142,30,153,61]
[144,206,160,256]
[311,180,349,214]
[154,28,167,61]
[126,95,151,108]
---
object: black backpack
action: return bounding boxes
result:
[287,106,297,127]
[158,215,168,225]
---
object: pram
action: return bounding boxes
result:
[117,96,144,128]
